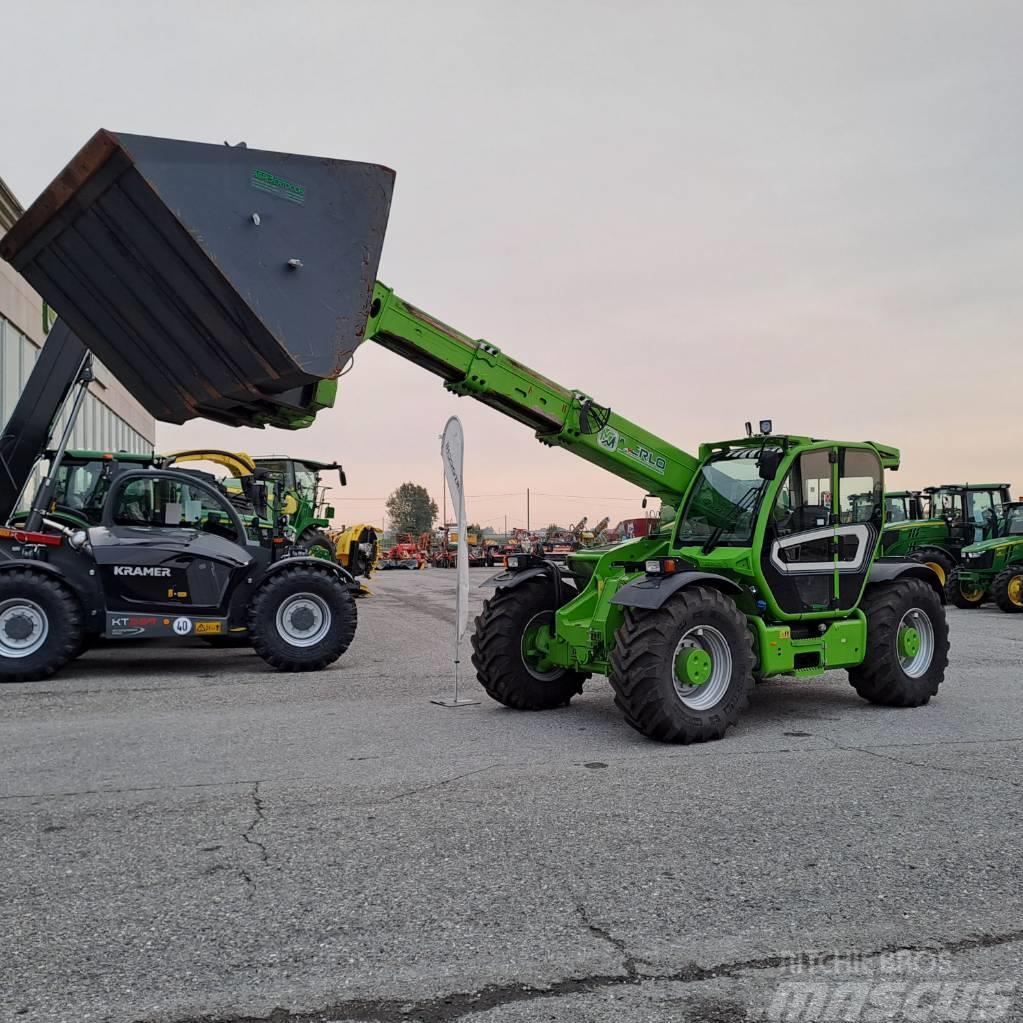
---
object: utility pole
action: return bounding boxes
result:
[504,513,507,538]
[527,488,530,533]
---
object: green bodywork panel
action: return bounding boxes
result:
[880,519,955,559]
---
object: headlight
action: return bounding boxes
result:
[507,556,520,568]
[645,560,662,574]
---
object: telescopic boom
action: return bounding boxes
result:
[366,284,699,505]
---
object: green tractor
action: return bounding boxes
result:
[947,502,1023,611]
[879,483,1010,592]
[245,456,346,561]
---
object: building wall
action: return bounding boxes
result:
[0,173,156,461]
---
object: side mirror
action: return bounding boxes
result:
[338,469,347,487]
[758,449,783,480]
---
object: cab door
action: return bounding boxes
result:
[91,472,255,617]
[760,446,882,615]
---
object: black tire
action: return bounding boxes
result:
[992,564,1023,614]
[0,569,82,683]
[470,576,587,709]
[849,578,949,706]
[907,548,955,590]
[609,586,753,744]
[946,566,986,609]
[248,566,357,671]
[300,529,337,562]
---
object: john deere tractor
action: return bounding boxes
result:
[879,483,1010,593]
[0,130,952,739]
[947,502,1023,612]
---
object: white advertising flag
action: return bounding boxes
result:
[441,416,470,639]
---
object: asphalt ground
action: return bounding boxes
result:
[1,567,1021,1023]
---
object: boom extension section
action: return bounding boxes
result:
[366,284,698,505]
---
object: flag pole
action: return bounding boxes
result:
[432,416,479,709]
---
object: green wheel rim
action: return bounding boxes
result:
[671,625,732,711]
[897,609,934,678]
[520,611,564,681]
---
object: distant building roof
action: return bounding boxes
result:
[0,174,24,232]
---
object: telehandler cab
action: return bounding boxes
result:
[0,130,949,739]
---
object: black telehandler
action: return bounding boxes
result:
[0,131,386,682]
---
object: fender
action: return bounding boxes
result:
[867,558,946,603]
[0,557,106,621]
[262,556,357,589]
[481,566,552,591]
[610,571,743,610]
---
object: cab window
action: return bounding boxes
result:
[772,449,832,537]
[112,476,241,541]
[838,450,882,524]
[968,491,998,540]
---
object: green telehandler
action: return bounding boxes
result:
[1,130,950,741]
[880,483,1011,595]
[947,502,1023,612]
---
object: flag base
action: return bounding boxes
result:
[430,697,480,708]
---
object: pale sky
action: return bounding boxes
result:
[2,0,1021,530]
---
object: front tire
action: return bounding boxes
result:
[470,576,586,709]
[609,586,754,744]
[249,566,357,671]
[0,569,82,683]
[849,578,949,706]
[992,565,1023,614]
[946,567,986,609]
[300,529,337,562]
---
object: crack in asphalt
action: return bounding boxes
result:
[574,902,641,979]
[382,765,499,804]
[239,782,269,898]
[823,735,1021,790]
[146,927,1023,1023]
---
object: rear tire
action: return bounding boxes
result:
[946,567,986,609]
[0,569,82,683]
[249,566,357,671]
[470,576,586,709]
[609,586,753,744]
[849,578,949,706]
[907,548,955,590]
[300,529,337,562]
[992,565,1023,614]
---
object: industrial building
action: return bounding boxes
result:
[0,172,154,469]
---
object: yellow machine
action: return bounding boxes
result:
[332,523,380,586]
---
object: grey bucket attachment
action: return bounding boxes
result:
[0,130,394,428]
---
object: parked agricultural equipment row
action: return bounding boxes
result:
[0,130,964,744]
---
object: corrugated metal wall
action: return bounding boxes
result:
[1,313,151,455]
